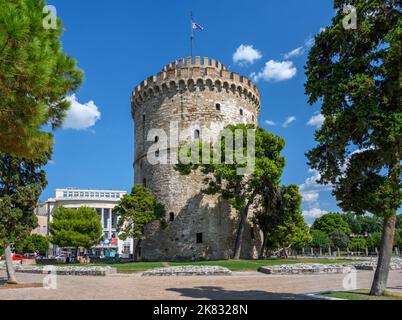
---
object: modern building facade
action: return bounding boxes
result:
[34,188,132,257]
[131,56,262,260]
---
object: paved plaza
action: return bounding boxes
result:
[0,270,401,300]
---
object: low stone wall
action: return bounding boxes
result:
[258,264,350,275]
[258,258,402,275]
[14,266,116,276]
[142,266,232,276]
[36,258,66,265]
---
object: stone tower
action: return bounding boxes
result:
[131,56,261,261]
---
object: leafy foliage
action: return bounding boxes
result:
[14,234,50,255]
[0,0,83,157]
[348,237,367,251]
[341,213,383,235]
[113,185,166,242]
[175,124,286,258]
[312,212,352,236]
[255,185,312,251]
[49,206,103,249]
[0,153,49,245]
[330,230,350,249]
[311,229,331,248]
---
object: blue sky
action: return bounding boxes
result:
[43,0,337,224]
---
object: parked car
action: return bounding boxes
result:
[12,254,28,261]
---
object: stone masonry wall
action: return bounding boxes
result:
[132,56,261,260]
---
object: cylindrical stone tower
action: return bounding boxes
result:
[131,56,261,261]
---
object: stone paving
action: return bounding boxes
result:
[142,266,232,276]
[0,270,401,300]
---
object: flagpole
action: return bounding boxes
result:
[190,12,194,59]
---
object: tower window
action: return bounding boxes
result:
[155,136,159,143]
[216,103,221,111]
[143,179,147,187]
[155,149,160,157]
[252,115,255,122]
[194,130,200,139]
[240,109,244,116]
[196,233,203,244]
[169,212,175,222]
[142,115,146,122]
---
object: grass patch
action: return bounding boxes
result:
[318,289,402,300]
[43,258,353,272]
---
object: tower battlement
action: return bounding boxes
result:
[131,56,260,114]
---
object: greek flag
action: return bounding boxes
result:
[192,22,204,31]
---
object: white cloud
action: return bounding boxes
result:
[307,113,325,128]
[282,116,296,128]
[302,192,319,203]
[303,208,328,218]
[264,120,276,126]
[233,44,262,65]
[63,94,101,130]
[252,60,297,82]
[299,169,332,220]
[305,36,315,48]
[283,46,304,59]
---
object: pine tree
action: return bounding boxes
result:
[0,0,83,157]
[305,0,401,295]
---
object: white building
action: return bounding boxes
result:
[35,188,133,258]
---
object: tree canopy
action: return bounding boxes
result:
[0,0,83,157]
[312,213,352,236]
[175,124,286,259]
[49,206,103,250]
[304,0,401,296]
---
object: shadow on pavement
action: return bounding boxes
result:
[166,286,321,300]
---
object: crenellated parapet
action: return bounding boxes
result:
[131,56,261,112]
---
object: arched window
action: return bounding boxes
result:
[169,212,175,222]
[194,130,200,139]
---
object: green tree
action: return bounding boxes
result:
[113,185,166,261]
[348,237,367,252]
[0,153,48,284]
[342,213,383,235]
[311,229,331,250]
[176,124,285,259]
[330,230,350,250]
[15,234,49,256]
[305,0,401,295]
[255,185,311,257]
[312,213,352,236]
[367,231,382,251]
[49,207,103,258]
[0,0,83,157]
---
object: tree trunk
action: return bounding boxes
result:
[5,244,17,284]
[233,207,248,260]
[370,214,397,296]
[133,239,142,262]
[259,234,266,259]
[319,247,323,256]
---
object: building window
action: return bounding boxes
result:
[143,179,147,187]
[216,103,221,111]
[74,192,79,197]
[169,212,175,222]
[63,192,68,197]
[112,213,118,228]
[95,192,100,197]
[96,208,102,220]
[104,232,109,240]
[194,130,200,139]
[142,114,146,122]
[155,149,160,157]
[196,233,203,244]
[80,192,84,197]
[240,109,243,116]
[103,209,110,229]
[154,136,159,143]
[252,115,255,122]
